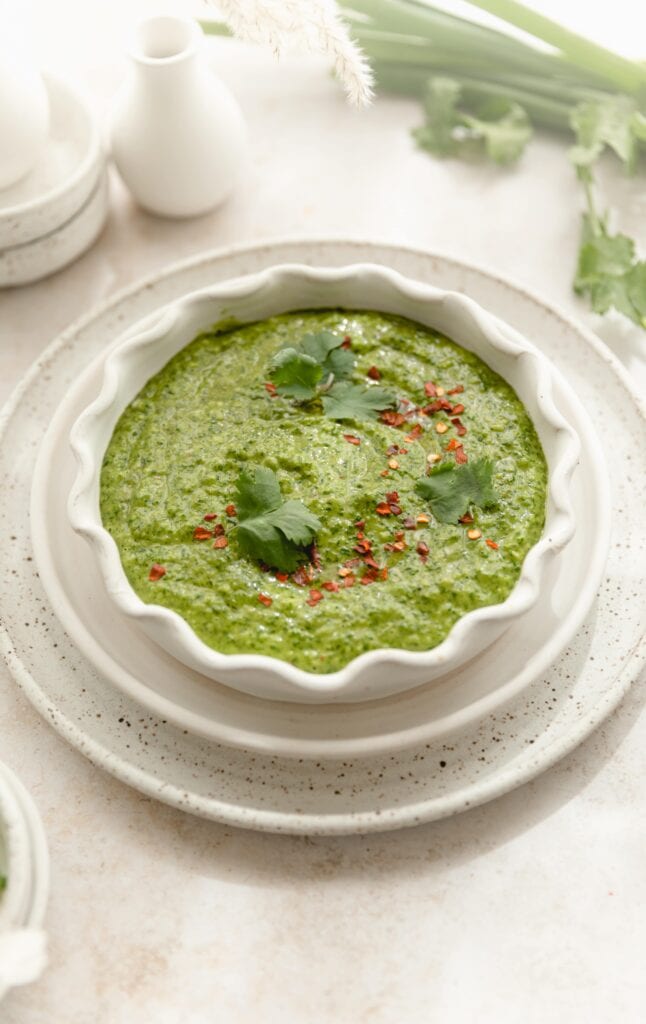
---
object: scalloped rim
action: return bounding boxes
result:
[67,263,580,697]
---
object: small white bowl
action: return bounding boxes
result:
[0,773,32,935]
[0,762,49,1003]
[0,167,108,287]
[0,71,105,256]
[68,264,580,703]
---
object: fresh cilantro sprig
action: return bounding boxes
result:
[268,330,397,422]
[415,458,497,523]
[413,75,646,333]
[234,465,321,572]
[413,77,532,167]
[570,96,646,329]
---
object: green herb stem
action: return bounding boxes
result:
[463,0,646,95]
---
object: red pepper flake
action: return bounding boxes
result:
[293,566,312,586]
[307,589,324,606]
[275,571,289,582]
[403,516,417,530]
[467,529,482,541]
[379,567,388,581]
[225,503,237,517]
[400,447,409,454]
[355,520,365,529]
[389,503,403,516]
[485,539,499,550]
[356,531,364,541]
[367,366,382,380]
[447,384,464,395]
[417,514,430,524]
[459,512,474,524]
[363,555,380,570]
[343,434,361,446]
[445,438,462,452]
[385,540,406,553]
[360,568,378,585]
[386,444,399,456]
[385,490,399,503]
[203,513,217,522]
[264,381,277,396]
[213,523,225,536]
[405,423,424,442]
[451,403,465,416]
[343,574,356,588]
[354,540,372,555]
[341,335,352,349]
[344,557,361,567]
[380,411,406,428]
[451,418,467,437]
[416,541,430,564]
[322,580,340,592]
[193,526,213,541]
[380,469,390,477]
[424,381,438,398]
[213,536,228,549]
[258,593,272,607]
[455,447,468,464]
[148,564,166,582]
[423,399,451,414]
[376,502,392,516]
[338,567,352,577]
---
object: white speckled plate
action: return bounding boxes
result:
[1,240,645,834]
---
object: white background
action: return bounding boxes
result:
[1,2,645,1022]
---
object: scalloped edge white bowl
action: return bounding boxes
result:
[67,263,580,703]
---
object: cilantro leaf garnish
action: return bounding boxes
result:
[234,465,321,572]
[413,77,532,166]
[299,331,354,380]
[415,459,497,524]
[322,381,397,422]
[267,329,395,422]
[269,348,322,400]
[269,330,352,401]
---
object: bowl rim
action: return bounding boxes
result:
[67,262,580,696]
[0,71,102,224]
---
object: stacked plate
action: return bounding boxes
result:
[4,241,644,833]
[0,73,108,287]
[0,760,49,1002]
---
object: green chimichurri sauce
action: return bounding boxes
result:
[100,310,547,673]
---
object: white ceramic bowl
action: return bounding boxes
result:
[0,762,49,1003]
[68,264,580,703]
[0,73,104,251]
[0,168,109,287]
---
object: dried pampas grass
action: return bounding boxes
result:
[210,0,374,107]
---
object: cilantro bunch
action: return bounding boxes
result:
[336,0,646,334]
[269,330,398,421]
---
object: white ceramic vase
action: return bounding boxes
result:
[110,16,246,218]
[0,54,49,190]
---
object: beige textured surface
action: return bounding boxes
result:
[1,8,645,1022]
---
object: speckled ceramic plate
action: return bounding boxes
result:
[2,240,645,834]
